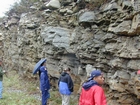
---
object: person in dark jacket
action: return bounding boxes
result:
[79,70,107,105]
[58,68,74,105]
[39,61,50,105]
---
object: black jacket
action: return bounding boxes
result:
[58,72,74,92]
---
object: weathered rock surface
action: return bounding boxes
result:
[45,0,61,9]
[1,0,140,104]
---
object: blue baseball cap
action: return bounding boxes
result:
[88,70,102,80]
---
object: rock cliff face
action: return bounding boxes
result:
[0,0,140,104]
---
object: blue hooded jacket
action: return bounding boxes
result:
[82,80,98,90]
[39,66,50,91]
[58,72,73,95]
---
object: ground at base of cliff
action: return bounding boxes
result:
[0,70,78,105]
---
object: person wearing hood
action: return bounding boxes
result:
[39,61,50,105]
[58,68,74,105]
[79,70,107,105]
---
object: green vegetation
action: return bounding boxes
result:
[5,0,40,16]
[0,71,78,105]
[49,90,78,105]
[0,71,40,105]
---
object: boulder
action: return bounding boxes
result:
[79,11,96,23]
[45,0,60,9]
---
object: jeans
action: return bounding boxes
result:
[0,81,3,98]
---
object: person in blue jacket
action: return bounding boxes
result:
[39,61,50,105]
[58,68,74,105]
[0,60,6,99]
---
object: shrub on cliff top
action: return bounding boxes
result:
[5,0,39,16]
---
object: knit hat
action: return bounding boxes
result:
[88,70,102,80]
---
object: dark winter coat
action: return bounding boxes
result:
[39,66,50,91]
[58,72,73,95]
[0,66,3,81]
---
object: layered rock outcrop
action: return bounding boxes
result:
[0,0,140,104]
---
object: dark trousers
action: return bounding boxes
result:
[42,90,50,105]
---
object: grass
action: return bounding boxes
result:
[0,71,79,105]
[49,90,78,105]
[0,71,41,105]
